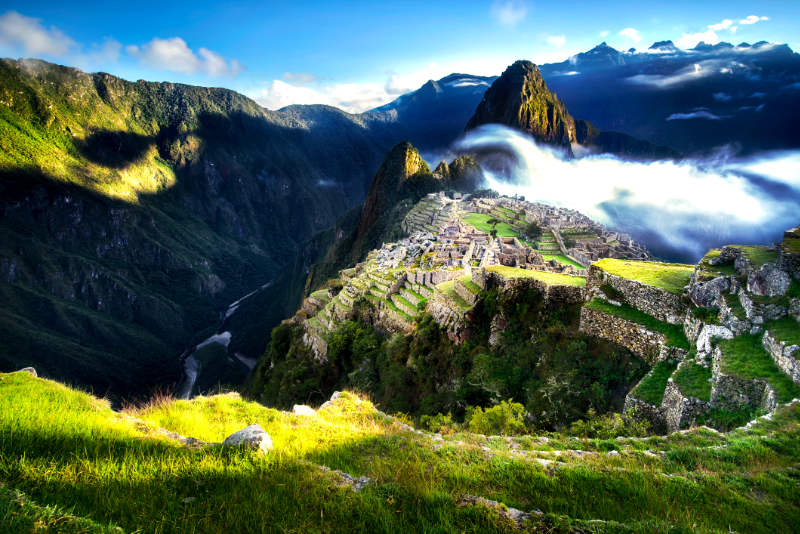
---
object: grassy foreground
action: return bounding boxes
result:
[2,371,800,533]
[593,259,694,294]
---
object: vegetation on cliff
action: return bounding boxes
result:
[247,283,646,429]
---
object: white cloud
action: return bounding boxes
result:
[730,26,738,33]
[708,19,734,31]
[545,35,566,48]
[740,15,768,25]
[676,29,720,49]
[618,28,642,43]
[626,59,748,89]
[713,92,732,102]
[0,11,75,56]
[283,72,317,84]
[490,0,527,27]
[667,110,724,120]
[600,30,610,38]
[127,37,244,77]
[254,79,390,113]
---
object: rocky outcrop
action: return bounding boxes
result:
[688,276,730,308]
[222,424,273,453]
[762,330,800,384]
[695,325,734,360]
[466,60,576,149]
[747,263,790,297]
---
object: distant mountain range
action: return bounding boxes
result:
[370,40,800,156]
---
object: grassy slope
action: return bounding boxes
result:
[593,259,694,294]
[673,361,712,401]
[485,265,586,287]
[719,335,800,402]
[633,360,678,405]
[3,371,800,533]
[462,213,518,237]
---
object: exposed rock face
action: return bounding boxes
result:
[18,367,37,377]
[747,263,790,297]
[689,276,730,308]
[222,424,273,453]
[466,60,576,149]
[695,325,734,358]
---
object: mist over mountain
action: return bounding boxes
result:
[540,40,800,155]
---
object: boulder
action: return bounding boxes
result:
[18,367,37,377]
[747,263,790,297]
[688,276,730,308]
[292,404,316,416]
[696,325,734,356]
[222,424,273,453]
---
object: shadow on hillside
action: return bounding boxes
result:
[77,130,154,169]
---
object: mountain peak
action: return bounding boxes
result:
[466,60,575,148]
[649,40,678,52]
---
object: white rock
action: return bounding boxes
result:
[222,424,272,453]
[18,367,37,377]
[696,325,734,355]
[292,404,316,416]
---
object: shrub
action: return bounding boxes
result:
[465,400,527,435]
[419,412,457,434]
[567,409,652,439]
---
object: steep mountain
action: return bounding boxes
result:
[540,40,800,154]
[369,73,495,154]
[466,60,576,149]
[302,143,481,292]
[0,58,396,396]
[466,60,679,159]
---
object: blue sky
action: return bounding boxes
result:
[0,1,797,112]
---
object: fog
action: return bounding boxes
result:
[454,125,800,262]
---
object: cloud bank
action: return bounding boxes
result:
[0,11,75,56]
[455,125,800,261]
[126,37,244,77]
[490,0,528,27]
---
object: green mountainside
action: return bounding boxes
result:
[0,58,395,396]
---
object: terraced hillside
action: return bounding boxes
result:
[2,371,800,533]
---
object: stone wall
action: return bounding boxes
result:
[427,291,470,343]
[586,265,686,324]
[623,390,666,432]
[763,329,800,385]
[661,367,710,431]
[454,278,480,306]
[710,347,777,412]
[407,268,463,289]
[579,307,670,365]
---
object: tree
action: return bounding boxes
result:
[524,221,541,241]
[490,229,498,238]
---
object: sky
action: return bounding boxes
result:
[0,1,797,113]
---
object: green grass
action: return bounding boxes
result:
[485,265,586,287]
[3,372,800,533]
[723,292,747,321]
[632,360,679,405]
[593,259,694,295]
[541,254,584,269]
[673,361,712,401]
[719,335,800,402]
[765,316,800,348]
[730,246,778,268]
[585,299,690,349]
[435,280,473,312]
[462,213,518,237]
[697,249,737,278]
[458,275,482,295]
